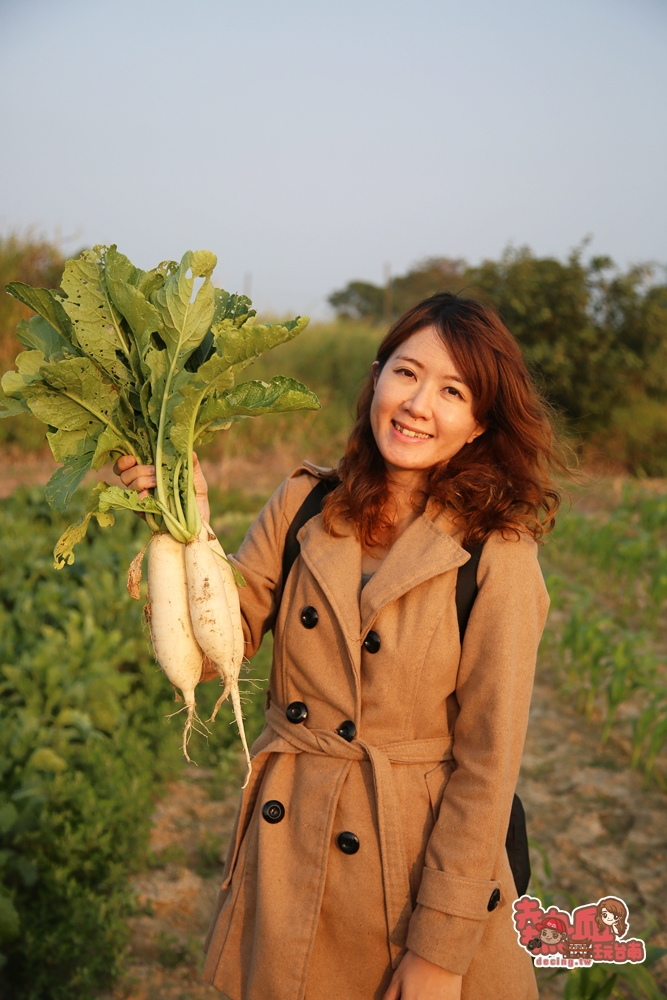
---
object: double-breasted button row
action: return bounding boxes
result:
[487,888,501,911]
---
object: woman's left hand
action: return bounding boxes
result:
[382,950,462,1000]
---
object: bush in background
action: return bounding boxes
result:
[0,487,268,999]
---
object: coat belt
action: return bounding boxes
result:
[253,702,455,967]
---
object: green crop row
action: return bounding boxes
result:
[0,488,268,999]
[540,485,667,789]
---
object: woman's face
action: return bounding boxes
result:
[370,325,484,481]
[601,909,615,925]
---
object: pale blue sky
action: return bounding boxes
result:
[1,0,666,316]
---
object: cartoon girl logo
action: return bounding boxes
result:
[595,897,628,939]
[525,916,569,953]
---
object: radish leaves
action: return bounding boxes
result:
[2,245,319,563]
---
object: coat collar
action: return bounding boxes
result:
[296,502,471,640]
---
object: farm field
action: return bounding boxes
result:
[1,465,666,999]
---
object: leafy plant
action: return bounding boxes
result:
[1,245,319,562]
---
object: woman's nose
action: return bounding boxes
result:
[402,383,433,419]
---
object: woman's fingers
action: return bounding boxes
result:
[115,463,157,491]
[381,972,401,1000]
[113,454,137,475]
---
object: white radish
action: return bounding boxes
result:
[185,523,251,786]
[146,531,205,762]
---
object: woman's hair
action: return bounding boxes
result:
[595,898,628,938]
[322,291,566,549]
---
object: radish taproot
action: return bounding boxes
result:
[202,522,250,783]
[185,525,252,784]
[1,245,320,775]
[147,531,205,762]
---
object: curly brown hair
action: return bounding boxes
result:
[322,291,565,549]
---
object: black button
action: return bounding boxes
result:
[487,888,501,911]
[336,720,356,742]
[300,606,319,629]
[363,630,381,653]
[262,800,285,824]
[337,831,360,855]
[286,701,308,724]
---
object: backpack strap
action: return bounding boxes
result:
[455,545,483,643]
[281,478,338,587]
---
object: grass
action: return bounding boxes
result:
[540,481,667,789]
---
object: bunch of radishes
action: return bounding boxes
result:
[145,521,249,776]
[1,245,319,781]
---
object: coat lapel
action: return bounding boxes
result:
[360,506,470,632]
[296,515,362,663]
[296,502,471,642]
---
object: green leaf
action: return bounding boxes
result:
[212,315,309,367]
[15,315,79,361]
[198,375,320,434]
[212,288,256,327]
[60,248,134,386]
[44,453,95,512]
[27,747,68,773]
[151,250,217,368]
[0,804,17,835]
[169,354,235,455]
[32,357,120,436]
[0,894,20,943]
[90,424,129,471]
[53,482,116,568]
[0,391,28,418]
[1,350,47,406]
[96,486,161,514]
[104,245,164,361]
[46,427,97,464]
[6,281,74,341]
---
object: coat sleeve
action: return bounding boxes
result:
[226,468,319,658]
[406,530,550,975]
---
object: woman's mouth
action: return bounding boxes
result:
[391,420,432,440]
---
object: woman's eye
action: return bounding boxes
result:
[444,386,462,398]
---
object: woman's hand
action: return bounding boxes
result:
[113,453,211,526]
[382,950,462,1000]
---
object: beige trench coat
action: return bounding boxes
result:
[202,464,549,1000]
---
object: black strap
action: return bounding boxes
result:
[281,481,531,897]
[281,478,338,587]
[455,545,482,643]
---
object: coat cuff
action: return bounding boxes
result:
[406,904,486,975]
[405,867,504,974]
[417,866,502,920]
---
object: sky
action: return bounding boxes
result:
[1,0,666,317]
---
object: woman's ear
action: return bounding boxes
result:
[371,360,380,390]
[466,423,485,445]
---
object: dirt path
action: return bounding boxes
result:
[100,660,666,999]
[520,673,667,997]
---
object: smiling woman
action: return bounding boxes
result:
[120,291,563,1000]
[324,293,562,561]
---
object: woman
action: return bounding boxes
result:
[116,292,560,1000]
